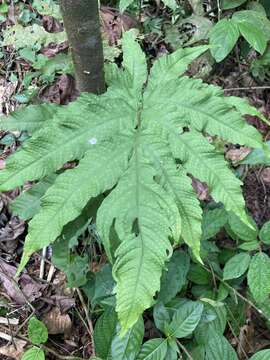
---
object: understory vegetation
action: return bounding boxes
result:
[1,1,270,359]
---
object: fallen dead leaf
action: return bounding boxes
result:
[226,147,251,163]
[0,338,26,359]
[261,168,270,184]
[0,259,44,305]
[192,177,209,201]
[39,74,78,104]
[0,217,25,253]
[42,307,72,335]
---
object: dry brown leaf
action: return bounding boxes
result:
[42,307,72,335]
[0,259,44,305]
[225,147,251,163]
[192,177,209,201]
[261,168,270,184]
[0,339,27,359]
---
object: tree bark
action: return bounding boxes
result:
[60,0,105,94]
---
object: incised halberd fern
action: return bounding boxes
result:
[0,30,266,335]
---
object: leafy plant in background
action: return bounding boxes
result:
[0,28,267,339]
[209,6,270,62]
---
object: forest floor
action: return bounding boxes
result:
[0,1,270,359]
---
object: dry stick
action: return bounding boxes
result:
[76,288,95,356]
[39,246,47,279]
[176,339,194,360]
[224,86,270,91]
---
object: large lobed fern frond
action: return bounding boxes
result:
[0,29,266,334]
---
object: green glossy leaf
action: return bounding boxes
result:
[238,241,260,251]
[221,0,247,9]
[153,303,170,333]
[227,212,258,242]
[136,339,168,360]
[210,19,239,62]
[11,174,57,220]
[248,253,270,302]
[188,264,211,285]
[94,307,118,359]
[119,0,134,12]
[28,317,48,345]
[205,333,237,359]
[250,350,270,360]
[163,0,177,10]
[259,221,270,244]
[158,251,190,304]
[109,317,144,359]
[223,252,251,280]
[22,347,45,360]
[232,10,270,54]
[166,301,204,338]
[201,207,228,240]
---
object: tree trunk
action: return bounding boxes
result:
[60,0,105,94]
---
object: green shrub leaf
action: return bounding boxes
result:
[158,251,190,304]
[205,333,237,359]
[136,339,168,360]
[166,301,204,338]
[249,349,270,360]
[223,252,251,280]
[28,317,48,345]
[232,10,270,54]
[248,253,270,302]
[210,19,239,62]
[259,221,270,244]
[22,347,45,360]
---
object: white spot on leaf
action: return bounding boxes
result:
[88,137,97,145]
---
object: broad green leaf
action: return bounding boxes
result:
[227,211,258,241]
[210,19,239,62]
[248,253,270,302]
[119,0,134,12]
[223,253,251,280]
[166,301,204,338]
[221,0,247,9]
[0,103,59,134]
[249,349,270,360]
[22,347,45,360]
[153,303,170,333]
[136,339,168,360]
[205,333,237,360]
[171,131,252,226]
[232,10,270,54]
[122,30,147,99]
[259,221,270,244]
[158,251,190,304]
[202,207,228,240]
[238,241,260,251]
[18,141,131,273]
[11,174,57,220]
[163,0,177,10]
[109,317,144,359]
[94,307,118,359]
[195,301,227,345]
[188,264,211,285]
[28,317,48,345]
[145,46,209,92]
